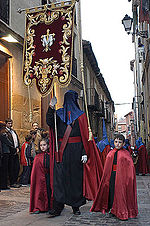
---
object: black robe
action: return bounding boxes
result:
[46,107,86,207]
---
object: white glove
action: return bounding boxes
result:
[50,96,57,108]
[81,155,87,164]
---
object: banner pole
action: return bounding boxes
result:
[17,0,77,13]
[53,84,59,162]
[27,85,32,123]
[76,1,92,141]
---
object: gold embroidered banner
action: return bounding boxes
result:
[23,1,75,96]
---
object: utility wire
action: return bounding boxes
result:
[115,103,132,105]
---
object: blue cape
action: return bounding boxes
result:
[94,137,98,144]
[98,118,109,152]
[123,139,130,149]
[56,90,84,125]
[136,137,144,149]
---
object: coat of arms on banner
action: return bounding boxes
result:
[23,1,75,96]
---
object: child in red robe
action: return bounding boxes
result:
[30,137,51,214]
[91,134,138,220]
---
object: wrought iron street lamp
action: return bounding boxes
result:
[122,14,133,34]
[122,14,148,38]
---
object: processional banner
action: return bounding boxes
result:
[23,1,75,96]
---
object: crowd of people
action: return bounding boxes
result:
[95,127,150,177]
[0,120,48,190]
[0,90,150,221]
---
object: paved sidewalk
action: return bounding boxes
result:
[0,175,150,226]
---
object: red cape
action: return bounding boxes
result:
[91,148,138,220]
[100,145,111,167]
[78,113,103,201]
[137,144,149,174]
[128,145,133,155]
[30,153,49,213]
[20,142,29,166]
[49,113,103,204]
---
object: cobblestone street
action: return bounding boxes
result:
[0,175,150,226]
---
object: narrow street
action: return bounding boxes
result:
[0,175,150,226]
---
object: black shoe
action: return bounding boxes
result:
[108,210,115,218]
[72,207,81,215]
[73,210,81,215]
[10,183,21,188]
[31,210,40,214]
[1,186,10,190]
[47,209,61,218]
[109,213,115,217]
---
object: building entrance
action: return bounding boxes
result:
[0,53,9,121]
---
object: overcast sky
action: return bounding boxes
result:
[80,0,135,119]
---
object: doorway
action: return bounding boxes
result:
[0,53,9,121]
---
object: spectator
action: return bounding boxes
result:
[0,121,9,190]
[19,134,33,186]
[5,119,21,188]
[29,130,37,158]
[31,122,44,152]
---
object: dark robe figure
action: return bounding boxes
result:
[46,90,103,216]
[91,147,138,220]
[30,151,51,213]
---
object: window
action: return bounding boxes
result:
[42,0,53,4]
[0,0,9,25]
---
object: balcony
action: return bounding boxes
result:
[87,88,105,116]
[87,88,99,110]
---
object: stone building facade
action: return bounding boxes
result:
[130,0,150,144]
[83,40,114,140]
[0,0,114,144]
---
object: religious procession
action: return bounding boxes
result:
[0,0,150,226]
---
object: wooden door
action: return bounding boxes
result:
[0,54,9,121]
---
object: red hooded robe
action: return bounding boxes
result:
[91,148,138,220]
[137,144,149,174]
[30,152,49,213]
